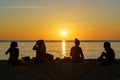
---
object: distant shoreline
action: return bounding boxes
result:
[0,40,120,42]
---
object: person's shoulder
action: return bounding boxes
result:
[111,48,115,52]
[78,47,82,50]
[15,48,19,50]
[71,46,76,49]
[72,46,75,48]
[78,46,82,49]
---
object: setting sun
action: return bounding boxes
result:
[0,0,120,40]
[61,31,66,36]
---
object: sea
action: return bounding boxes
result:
[0,40,120,60]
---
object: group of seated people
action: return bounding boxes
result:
[5,39,115,65]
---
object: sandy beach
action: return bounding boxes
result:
[0,59,120,80]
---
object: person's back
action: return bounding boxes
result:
[33,40,46,63]
[71,46,82,59]
[5,41,19,65]
[70,38,84,62]
[105,46,115,62]
[98,41,115,64]
[9,47,19,62]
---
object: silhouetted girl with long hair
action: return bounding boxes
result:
[5,41,19,65]
[33,40,46,63]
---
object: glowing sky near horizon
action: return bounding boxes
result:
[0,0,120,40]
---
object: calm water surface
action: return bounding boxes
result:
[0,41,120,60]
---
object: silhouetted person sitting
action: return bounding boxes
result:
[5,41,19,65]
[33,40,53,63]
[70,38,84,62]
[98,41,115,64]
[33,40,46,63]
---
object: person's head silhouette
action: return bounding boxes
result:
[75,38,80,46]
[37,40,44,45]
[104,41,111,49]
[10,41,18,48]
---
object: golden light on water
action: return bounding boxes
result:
[62,41,66,58]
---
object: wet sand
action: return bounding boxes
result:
[0,59,120,80]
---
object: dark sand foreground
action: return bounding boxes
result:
[0,59,120,80]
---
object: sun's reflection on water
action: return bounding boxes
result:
[62,40,66,58]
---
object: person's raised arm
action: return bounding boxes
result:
[80,48,84,59]
[33,44,37,50]
[5,48,10,55]
[70,47,73,57]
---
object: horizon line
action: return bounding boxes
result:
[1,40,120,42]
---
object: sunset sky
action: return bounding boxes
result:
[0,0,120,40]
